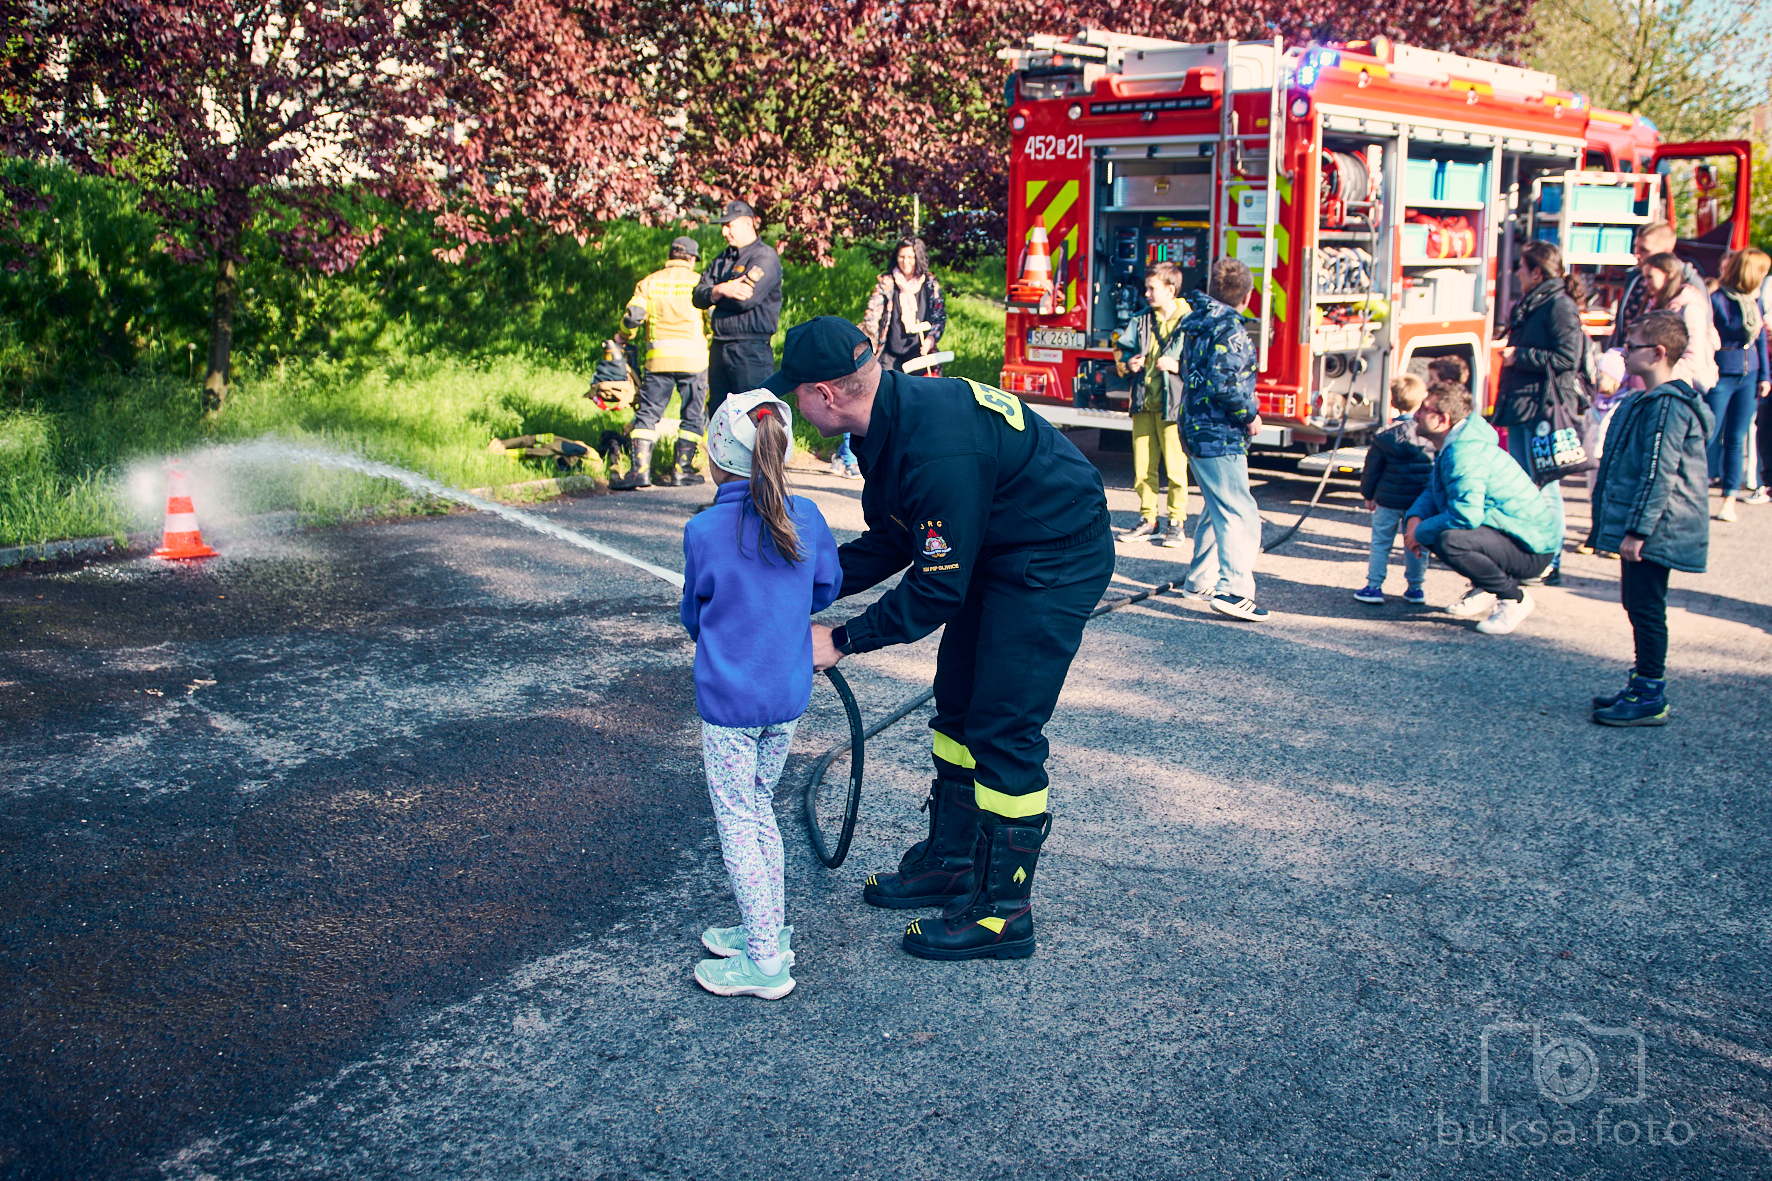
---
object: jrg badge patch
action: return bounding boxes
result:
[918,520,951,559]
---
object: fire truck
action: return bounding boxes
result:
[996,30,1755,460]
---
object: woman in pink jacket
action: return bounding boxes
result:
[1639,252,1719,392]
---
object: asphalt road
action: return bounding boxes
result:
[1,433,1767,1180]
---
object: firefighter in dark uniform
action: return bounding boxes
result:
[693,200,784,423]
[778,317,1114,962]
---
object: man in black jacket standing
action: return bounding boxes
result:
[777,317,1114,964]
[694,200,783,422]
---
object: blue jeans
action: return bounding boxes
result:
[1705,373,1758,493]
[1185,451,1259,599]
[1367,504,1427,589]
[1503,426,1566,568]
[834,433,856,465]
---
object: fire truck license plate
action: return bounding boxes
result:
[1026,328,1086,351]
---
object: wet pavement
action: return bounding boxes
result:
[2,437,1769,1180]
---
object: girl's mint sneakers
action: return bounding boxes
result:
[700,923,793,959]
[694,950,795,999]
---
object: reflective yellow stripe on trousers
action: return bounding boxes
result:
[932,731,1048,818]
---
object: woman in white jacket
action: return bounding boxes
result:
[1640,251,1719,392]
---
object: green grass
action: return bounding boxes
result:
[0,163,1009,546]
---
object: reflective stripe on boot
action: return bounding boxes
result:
[863,778,979,909]
[903,812,1050,961]
[609,438,653,490]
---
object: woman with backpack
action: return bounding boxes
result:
[1494,240,1588,585]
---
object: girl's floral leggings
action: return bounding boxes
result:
[701,717,798,963]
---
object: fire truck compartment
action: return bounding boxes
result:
[998,30,1756,465]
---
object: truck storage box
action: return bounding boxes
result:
[1441,161,1488,204]
[1567,226,1602,255]
[1405,159,1442,203]
[1571,185,1636,215]
[1600,226,1635,254]
[1112,174,1213,207]
[1400,223,1431,259]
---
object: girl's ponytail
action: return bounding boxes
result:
[744,409,802,564]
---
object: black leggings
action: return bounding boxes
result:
[1620,558,1672,681]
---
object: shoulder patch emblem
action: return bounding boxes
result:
[962,379,1026,431]
[918,520,951,559]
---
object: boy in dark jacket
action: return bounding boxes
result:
[1586,310,1714,726]
[1178,259,1266,621]
[1355,374,1437,604]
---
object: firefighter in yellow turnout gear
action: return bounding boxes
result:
[611,237,712,490]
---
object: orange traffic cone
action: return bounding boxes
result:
[1008,216,1059,312]
[152,462,218,560]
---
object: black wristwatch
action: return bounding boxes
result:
[830,624,855,655]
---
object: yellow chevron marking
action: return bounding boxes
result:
[1025,180,1048,208]
[1066,278,1078,311]
[1012,867,1027,885]
[1270,279,1288,323]
[1042,180,1080,229]
[1275,224,1291,267]
[978,917,1007,934]
[1063,225,1078,258]
[1275,173,1293,206]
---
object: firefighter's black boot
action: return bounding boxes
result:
[862,778,979,909]
[671,437,706,486]
[902,811,1050,961]
[609,437,653,490]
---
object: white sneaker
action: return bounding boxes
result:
[1446,587,1497,617]
[1716,498,1738,522]
[1745,488,1771,505]
[1475,591,1535,635]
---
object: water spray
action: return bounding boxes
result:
[190,440,684,588]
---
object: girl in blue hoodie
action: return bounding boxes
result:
[681,391,842,999]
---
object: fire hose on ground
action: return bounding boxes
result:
[802,576,1188,868]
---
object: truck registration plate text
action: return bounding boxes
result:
[1026,328,1086,350]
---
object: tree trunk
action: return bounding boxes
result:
[203,253,239,414]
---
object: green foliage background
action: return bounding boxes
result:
[0,161,1007,547]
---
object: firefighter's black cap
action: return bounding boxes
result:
[670,235,700,258]
[714,200,758,224]
[763,317,875,395]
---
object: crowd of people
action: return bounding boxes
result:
[645,197,1761,1000]
[1108,228,1765,726]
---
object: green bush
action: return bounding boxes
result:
[0,161,1009,547]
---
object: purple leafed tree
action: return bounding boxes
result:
[5,0,436,409]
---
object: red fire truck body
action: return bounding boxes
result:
[997,32,1754,455]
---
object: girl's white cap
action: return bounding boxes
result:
[706,389,795,476]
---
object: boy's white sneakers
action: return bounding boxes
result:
[1475,591,1535,635]
[1446,587,1497,617]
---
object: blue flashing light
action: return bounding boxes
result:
[1297,49,1339,90]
